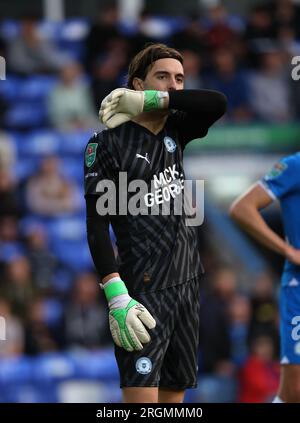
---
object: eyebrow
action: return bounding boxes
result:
[154,70,184,79]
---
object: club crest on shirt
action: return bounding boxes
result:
[265,162,287,180]
[85,143,98,167]
[164,136,176,153]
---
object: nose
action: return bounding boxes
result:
[168,77,178,91]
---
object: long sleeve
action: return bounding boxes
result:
[86,195,118,279]
[168,89,227,147]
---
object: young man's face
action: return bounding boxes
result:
[141,58,184,91]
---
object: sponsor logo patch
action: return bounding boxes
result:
[265,162,287,180]
[85,143,98,167]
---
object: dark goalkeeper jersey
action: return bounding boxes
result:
[84,89,227,294]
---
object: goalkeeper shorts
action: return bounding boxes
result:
[114,277,201,389]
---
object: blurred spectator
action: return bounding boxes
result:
[62,272,110,350]
[0,168,19,217]
[249,272,279,351]
[0,216,23,266]
[248,47,294,122]
[85,4,123,71]
[243,5,276,69]
[47,61,98,131]
[273,0,300,39]
[0,31,6,57]
[171,13,207,55]
[1,255,35,319]
[199,266,237,374]
[130,9,167,58]
[0,133,16,170]
[0,299,24,357]
[23,223,56,292]
[181,49,204,89]
[91,53,126,111]
[206,48,253,122]
[203,5,241,51]
[244,5,276,49]
[238,335,280,402]
[24,296,59,355]
[7,16,69,75]
[25,156,80,217]
[228,294,251,367]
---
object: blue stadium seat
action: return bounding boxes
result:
[2,382,58,403]
[44,217,93,271]
[43,298,63,328]
[32,353,76,383]
[15,158,38,180]
[18,76,57,101]
[59,130,93,156]
[4,101,48,129]
[0,76,20,102]
[0,19,20,40]
[58,19,89,60]
[0,242,25,262]
[17,130,60,157]
[60,157,83,184]
[0,357,33,384]
[66,349,119,380]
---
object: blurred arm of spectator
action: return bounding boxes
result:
[47,62,99,131]
[7,16,69,75]
[0,299,24,357]
[25,156,79,217]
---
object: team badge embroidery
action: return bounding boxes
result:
[265,162,287,180]
[85,143,98,167]
[136,357,152,375]
[164,136,176,153]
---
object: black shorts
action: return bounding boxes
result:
[114,277,201,390]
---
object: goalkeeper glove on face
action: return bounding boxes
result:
[102,278,156,352]
[99,88,168,128]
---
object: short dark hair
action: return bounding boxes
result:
[127,43,183,89]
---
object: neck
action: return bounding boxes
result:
[132,110,169,135]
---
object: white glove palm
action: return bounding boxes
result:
[103,279,156,352]
[99,88,145,128]
[99,88,168,128]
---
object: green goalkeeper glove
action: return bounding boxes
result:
[102,278,156,351]
[99,88,168,128]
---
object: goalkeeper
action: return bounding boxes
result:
[84,43,227,403]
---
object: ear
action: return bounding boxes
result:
[132,77,144,91]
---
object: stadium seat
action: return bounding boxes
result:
[0,76,20,102]
[4,101,48,129]
[17,76,57,102]
[16,130,60,157]
[60,157,84,184]
[59,130,93,156]
[0,356,33,384]
[32,353,76,383]
[0,19,20,40]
